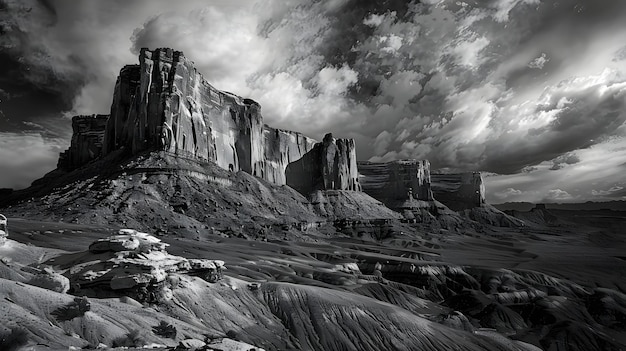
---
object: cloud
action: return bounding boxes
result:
[528,53,549,69]
[592,186,624,197]
[485,137,626,203]
[0,132,66,189]
[545,189,573,201]
[549,152,580,170]
[131,5,270,95]
[0,0,87,131]
[491,0,540,23]
[363,14,384,27]
[494,187,523,200]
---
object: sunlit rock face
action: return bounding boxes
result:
[102,48,265,175]
[60,48,362,193]
[58,115,109,171]
[263,126,317,185]
[357,160,433,208]
[431,172,486,211]
[286,133,361,195]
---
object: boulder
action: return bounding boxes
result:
[67,229,225,302]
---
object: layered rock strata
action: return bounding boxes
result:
[263,126,317,185]
[58,114,109,170]
[285,133,361,194]
[431,172,486,211]
[102,48,265,176]
[57,48,360,193]
[358,160,433,207]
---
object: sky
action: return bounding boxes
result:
[1,0,625,204]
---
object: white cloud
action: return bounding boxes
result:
[546,189,573,201]
[373,131,393,155]
[528,53,549,69]
[494,187,523,200]
[379,34,404,55]
[491,0,540,23]
[315,65,359,96]
[363,14,384,27]
[447,34,490,68]
[592,186,624,196]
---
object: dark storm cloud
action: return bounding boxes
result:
[0,0,89,133]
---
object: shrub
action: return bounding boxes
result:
[112,329,145,348]
[152,320,177,339]
[0,327,29,351]
[52,296,91,321]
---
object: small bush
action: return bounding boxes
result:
[52,296,91,321]
[152,320,177,339]
[226,329,238,340]
[112,329,145,348]
[0,327,29,351]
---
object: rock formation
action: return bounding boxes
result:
[285,133,361,195]
[58,115,109,171]
[358,160,433,207]
[101,48,265,176]
[66,229,225,302]
[58,48,360,194]
[263,126,317,185]
[431,172,486,211]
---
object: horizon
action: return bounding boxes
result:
[1,0,625,204]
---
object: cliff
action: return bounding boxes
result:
[431,172,486,211]
[102,48,265,176]
[58,114,109,171]
[357,160,433,206]
[59,48,360,192]
[286,133,361,195]
[263,126,317,185]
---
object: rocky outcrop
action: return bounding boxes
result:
[58,115,109,171]
[102,48,265,176]
[63,229,225,302]
[263,126,317,185]
[56,47,362,193]
[358,160,433,207]
[285,133,361,195]
[431,172,486,211]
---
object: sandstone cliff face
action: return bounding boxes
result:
[103,65,140,155]
[286,133,361,195]
[263,126,317,185]
[67,48,361,194]
[58,115,109,171]
[102,48,265,176]
[431,172,486,211]
[358,160,433,208]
